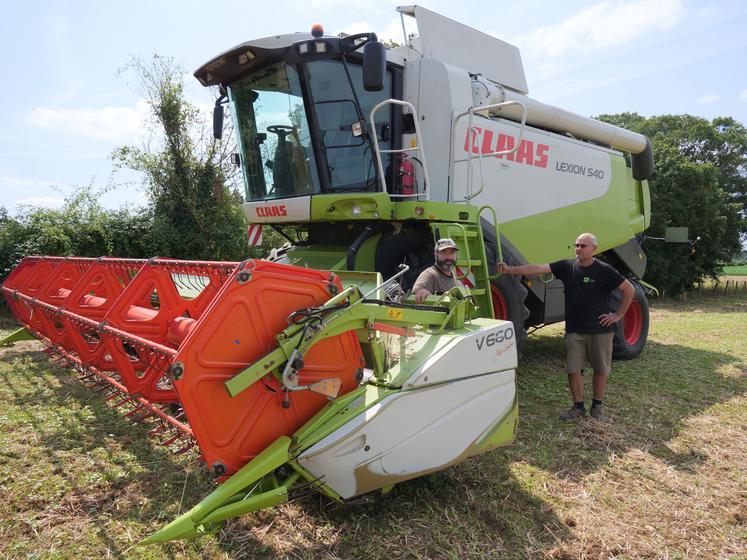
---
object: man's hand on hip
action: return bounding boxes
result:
[598,312,622,327]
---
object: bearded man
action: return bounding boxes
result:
[412,238,460,303]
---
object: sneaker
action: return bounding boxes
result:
[560,406,586,421]
[589,404,609,422]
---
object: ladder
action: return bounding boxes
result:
[431,219,492,319]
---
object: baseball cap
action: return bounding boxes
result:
[435,238,459,252]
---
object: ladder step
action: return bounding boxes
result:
[447,229,478,238]
[467,289,486,296]
[457,259,482,267]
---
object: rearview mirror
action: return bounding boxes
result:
[213,105,225,139]
[362,41,385,92]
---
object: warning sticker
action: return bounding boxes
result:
[386,308,404,321]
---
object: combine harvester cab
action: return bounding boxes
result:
[201,5,654,357]
[3,3,655,545]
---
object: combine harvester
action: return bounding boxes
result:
[1,6,654,544]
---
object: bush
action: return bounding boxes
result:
[0,187,153,281]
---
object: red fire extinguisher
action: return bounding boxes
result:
[399,153,415,195]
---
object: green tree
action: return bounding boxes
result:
[112,56,248,261]
[598,113,746,295]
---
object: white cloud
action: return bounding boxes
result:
[739,89,747,101]
[698,5,717,18]
[14,196,65,209]
[336,14,414,45]
[516,0,685,62]
[378,16,416,45]
[338,17,413,45]
[308,0,393,11]
[0,176,63,189]
[340,21,375,36]
[695,93,719,104]
[28,100,149,142]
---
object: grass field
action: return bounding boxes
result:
[722,264,747,276]
[1,292,745,559]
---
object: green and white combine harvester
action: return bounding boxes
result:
[1,6,653,544]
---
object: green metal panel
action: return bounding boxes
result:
[280,245,348,270]
[392,201,478,222]
[279,240,379,276]
[335,270,384,296]
[353,232,381,271]
[498,156,648,264]
[311,192,393,220]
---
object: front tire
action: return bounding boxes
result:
[612,281,649,360]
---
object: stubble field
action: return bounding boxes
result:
[0,291,745,559]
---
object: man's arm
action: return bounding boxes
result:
[412,268,435,303]
[498,262,552,276]
[598,279,635,327]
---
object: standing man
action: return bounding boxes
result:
[498,233,634,421]
[413,238,460,303]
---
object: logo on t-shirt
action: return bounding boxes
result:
[583,276,595,284]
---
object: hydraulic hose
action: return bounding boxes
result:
[346,225,375,270]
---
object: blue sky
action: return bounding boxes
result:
[1,0,746,213]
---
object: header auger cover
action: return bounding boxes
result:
[2,255,518,543]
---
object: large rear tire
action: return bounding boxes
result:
[612,281,649,360]
[490,274,530,357]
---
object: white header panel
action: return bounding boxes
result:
[402,5,528,94]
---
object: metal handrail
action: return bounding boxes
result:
[369,99,431,200]
[450,100,528,202]
[478,205,503,279]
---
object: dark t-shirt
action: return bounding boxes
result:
[549,258,625,334]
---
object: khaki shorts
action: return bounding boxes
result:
[565,332,614,375]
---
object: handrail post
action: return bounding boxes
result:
[450,100,528,203]
[478,205,503,278]
[369,99,431,201]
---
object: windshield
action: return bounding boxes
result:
[229,59,392,202]
[230,63,319,200]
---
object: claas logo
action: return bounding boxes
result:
[464,127,549,168]
[256,205,288,217]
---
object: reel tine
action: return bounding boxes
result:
[173,439,195,455]
[111,396,131,408]
[92,382,112,393]
[124,403,146,418]
[159,434,180,447]
[149,422,168,436]
[104,391,122,401]
[131,409,155,423]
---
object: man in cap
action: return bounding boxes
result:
[412,238,460,303]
